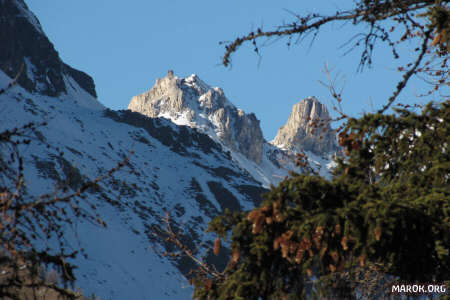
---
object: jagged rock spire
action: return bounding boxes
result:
[128,71,265,163]
[272,97,338,155]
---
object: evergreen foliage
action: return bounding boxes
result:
[186,1,449,299]
[192,102,449,299]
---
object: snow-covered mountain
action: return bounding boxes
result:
[1,72,265,299]
[0,1,338,299]
[129,71,338,185]
[129,71,265,164]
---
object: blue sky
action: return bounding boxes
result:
[24,1,437,140]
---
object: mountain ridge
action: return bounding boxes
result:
[128,71,338,186]
[0,68,266,299]
[129,71,266,164]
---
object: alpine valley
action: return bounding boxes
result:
[0,1,339,299]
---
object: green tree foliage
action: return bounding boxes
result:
[186,1,450,299]
[192,102,449,300]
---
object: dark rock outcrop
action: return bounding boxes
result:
[0,0,96,97]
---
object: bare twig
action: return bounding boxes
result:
[378,29,432,113]
[0,121,133,298]
[221,1,434,67]
[0,63,24,95]
[153,212,224,280]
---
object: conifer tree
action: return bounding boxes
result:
[191,102,449,299]
[185,1,449,299]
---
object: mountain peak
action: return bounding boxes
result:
[272,97,338,155]
[0,0,97,99]
[128,71,265,163]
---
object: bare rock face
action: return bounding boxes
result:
[128,71,265,163]
[272,97,338,155]
[128,70,183,118]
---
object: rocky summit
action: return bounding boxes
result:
[272,97,338,155]
[128,72,339,186]
[0,0,97,98]
[128,71,265,164]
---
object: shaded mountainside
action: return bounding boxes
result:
[0,0,97,98]
[0,70,267,299]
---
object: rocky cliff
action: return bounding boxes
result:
[128,73,339,185]
[272,97,338,155]
[128,71,265,163]
[0,0,97,98]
